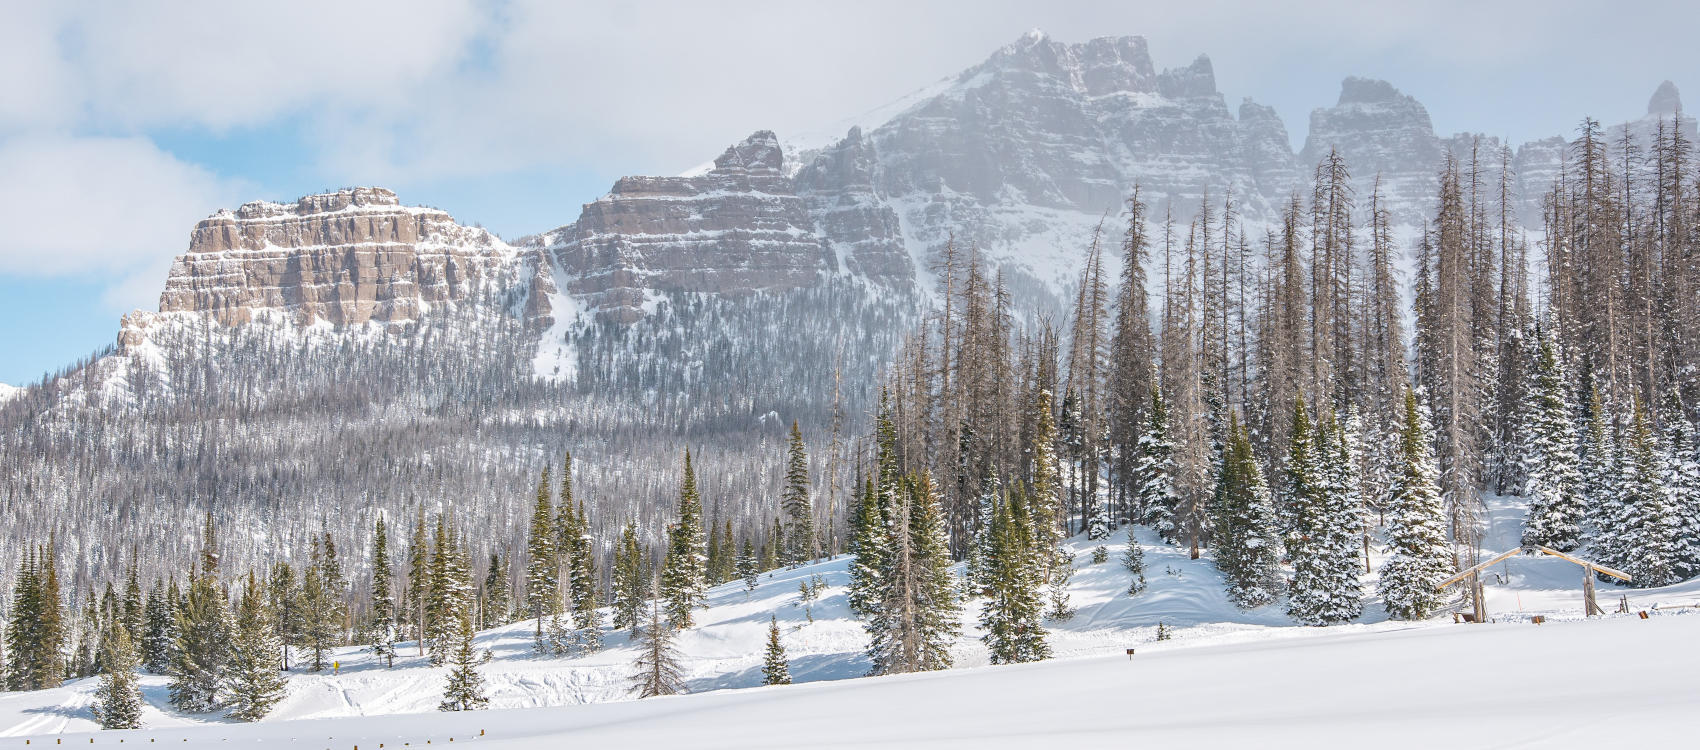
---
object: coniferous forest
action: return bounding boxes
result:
[4,112,1699,721]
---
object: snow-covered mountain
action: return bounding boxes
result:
[0,32,1690,586]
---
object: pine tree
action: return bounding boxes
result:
[1521,330,1586,550]
[365,516,398,667]
[1026,390,1073,622]
[92,625,143,730]
[850,404,899,619]
[480,552,510,630]
[1136,385,1179,542]
[141,579,175,674]
[121,562,144,647]
[611,522,648,633]
[1578,385,1619,559]
[661,450,708,628]
[1378,389,1452,620]
[169,571,230,712]
[1211,415,1282,607]
[781,422,818,564]
[978,486,1049,664]
[761,615,791,686]
[1285,398,1363,625]
[426,519,474,665]
[437,610,488,712]
[406,512,431,654]
[866,472,961,675]
[524,465,558,649]
[267,564,301,671]
[1659,391,1700,578]
[738,537,759,592]
[630,583,686,699]
[1122,530,1147,596]
[1609,397,1682,587]
[299,536,343,672]
[225,572,286,722]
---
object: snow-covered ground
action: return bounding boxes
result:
[4,508,1698,744]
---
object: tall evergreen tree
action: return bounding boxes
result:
[524,465,558,649]
[1285,399,1363,625]
[437,608,488,712]
[978,485,1049,664]
[1658,391,1700,578]
[1378,389,1452,620]
[92,625,143,730]
[1521,330,1587,550]
[1135,385,1179,541]
[610,522,648,634]
[1211,415,1282,607]
[1608,397,1682,587]
[141,579,175,674]
[782,422,818,564]
[761,615,791,686]
[169,571,230,712]
[366,516,398,667]
[661,450,708,628]
[866,472,961,675]
[225,572,286,722]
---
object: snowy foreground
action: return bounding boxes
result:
[4,513,1699,746]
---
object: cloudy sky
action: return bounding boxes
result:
[0,0,1692,384]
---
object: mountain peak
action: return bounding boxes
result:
[713,130,785,175]
[1337,76,1404,106]
[1649,80,1681,115]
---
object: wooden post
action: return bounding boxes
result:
[1582,564,1602,616]
[1470,571,1487,624]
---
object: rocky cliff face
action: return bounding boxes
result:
[133,187,524,342]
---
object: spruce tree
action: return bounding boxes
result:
[1285,399,1363,625]
[866,472,961,675]
[121,563,145,647]
[1659,392,1700,578]
[1026,390,1073,622]
[781,422,818,564]
[1122,530,1147,596]
[437,610,488,712]
[1610,397,1682,587]
[1136,386,1179,542]
[299,537,342,672]
[366,516,398,667]
[1377,390,1452,620]
[141,579,175,673]
[761,615,791,686]
[610,522,648,634]
[426,519,473,665]
[406,512,431,654]
[978,486,1049,664]
[225,572,286,722]
[1211,415,1282,607]
[524,466,558,649]
[480,552,510,629]
[267,563,301,671]
[92,625,143,730]
[1521,330,1586,551]
[630,583,686,699]
[661,450,708,628]
[738,538,759,592]
[169,571,230,712]
[1578,385,1619,558]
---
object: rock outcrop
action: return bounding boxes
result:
[538,132,837,323]
[148,187,516,332]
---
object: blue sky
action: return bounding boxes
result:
[1,0,1693,385]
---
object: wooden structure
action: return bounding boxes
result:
[1436,545,1632,620]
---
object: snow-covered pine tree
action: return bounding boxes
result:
[523,465,558,650]
[437,608,488,712]
[266,563,302,671]
[866,471,961,676]
[1578,385,1619,559]
[1609,397,1682,587]
[92,625,143,730]
[1285,398,1363,625]
[481,552,511,629]
[224,572,286,722]
[405,512,431,654]
[121,563,144,647]
[978,486,1049,664]
[365,516,398,667]
[1657,391,1700,578]
[630,582,686,699]
[782,421,818,564]
[1135,385,1179,542]
[169,570,230,712]
[849,409,897,619]
[1521,329,1586,551]
[141,579,175,673]
[1377,389,1452,620]
[965,469,1000,596]
[738,537,759,592]
[661,450,708,628]
[299,537,341,672]
[761,615,791,685]
[610,522,648,634]
[1122,529,1147,596]
[1026,390,1073,622]
[1211,415,1282,608]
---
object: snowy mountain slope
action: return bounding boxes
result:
[0,383,18,403]
[6,596,1696,748]
[7,490,1699,739]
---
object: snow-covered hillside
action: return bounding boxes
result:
[6,502,1698,742]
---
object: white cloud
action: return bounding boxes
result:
[0,135,244,311]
